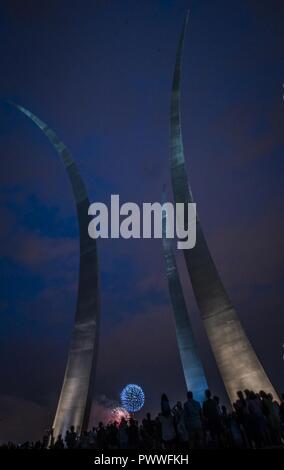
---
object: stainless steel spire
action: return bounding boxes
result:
[162,201,208,403]
[11,103,100,436]
[170,14,279,403]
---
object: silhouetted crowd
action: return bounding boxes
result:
[1,389,284,450]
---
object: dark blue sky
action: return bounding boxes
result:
[0,0,283,442]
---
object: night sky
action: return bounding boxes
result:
[0,0,283,442]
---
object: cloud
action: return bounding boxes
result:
[0,395,52,444]
[89,395,121,428]
[0,201,78,277]
[212,102,283,167]
[209,206,284,299]
[7,232,77,269]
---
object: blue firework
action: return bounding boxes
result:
[120,384,145,413]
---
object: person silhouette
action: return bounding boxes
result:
[184,391,204,449]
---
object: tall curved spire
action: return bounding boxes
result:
[162,199,208,403]
[10,103,100,437]
[170,15,279,403]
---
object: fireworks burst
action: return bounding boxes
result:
[120,384,145,413]
[111,407,130,423]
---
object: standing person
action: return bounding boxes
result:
[228,412,245,448]
[144,413,155,439]
[153,417,162,449]
[48,428,55,448]
[96,422,106,449]
[247,391,268,448]
[234,391,252,447]
[79,431,91,449]
[214,396,222,416]
[173,401,188,450]
[89,427,97,448]
[143,413,155,449]
[159,394,176,450]
[118,418,128,449]
[220,405,231,447]
[161,393,171,416]
[108,422,119,449]
[65,425,77,449]
[127,419,139,449]
[267,393,282,445]
[262,392,277,445]
[159,412,176,450]
[279,393,284,440]
[202,390,222,447]
[280,393,284,423]
[184,391,204,449]
[53,434,65,449]
[42,428,51,449]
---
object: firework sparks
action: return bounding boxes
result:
[111,407,130,423]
